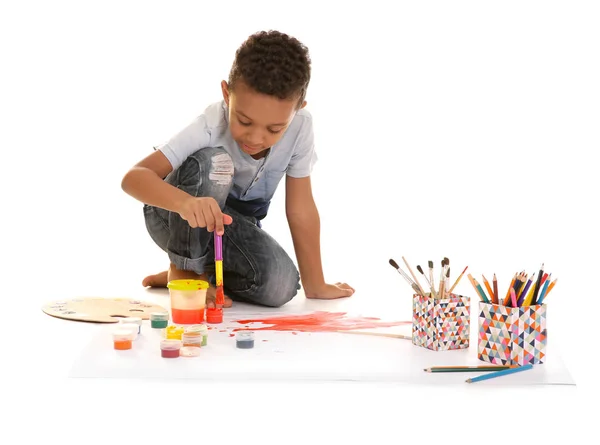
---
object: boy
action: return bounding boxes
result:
[121,30,354,308]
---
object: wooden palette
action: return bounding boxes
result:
[42,297,169,323]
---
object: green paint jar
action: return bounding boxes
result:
[199,324,208,346]
[184,324,209,346]
[150,311,169,329]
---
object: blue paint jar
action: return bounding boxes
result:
[235,331,255,349]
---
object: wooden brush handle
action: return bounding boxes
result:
[336,330,411,340]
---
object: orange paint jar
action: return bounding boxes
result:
[112,328,134,350]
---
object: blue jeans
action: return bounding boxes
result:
[143,147,300,307]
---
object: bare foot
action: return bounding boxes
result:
[142,265,233,308]
[206,286,233,309]
[142,270,168,288]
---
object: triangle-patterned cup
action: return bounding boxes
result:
[411,293,471,351]
[477,302,547,366]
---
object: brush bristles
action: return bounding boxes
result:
[417,265,424,275]
[389,258,399,269]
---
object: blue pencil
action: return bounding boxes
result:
[465,364,533,383]
[536,274,552,304]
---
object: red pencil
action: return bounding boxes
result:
[492,273,499,304]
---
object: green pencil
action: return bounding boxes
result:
[424,365,517,373]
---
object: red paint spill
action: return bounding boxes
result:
[262,339,268,342]
[229,333,235,337]
[233,311,410,333]
[292,332,298,335]
[219,330,226,332]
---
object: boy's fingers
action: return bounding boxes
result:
[200,207,214,232]
[223,214,233,225]
[211,204,225,235]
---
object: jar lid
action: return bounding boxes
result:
[119,324,139,335]
[183,325,203,333]
[206,308,223,323]
[113,328,135,340]
[180,346,201,357]
[167,279,209,291]
[236,331,254,340]
[160,339,182,349]
[150,311,169,320]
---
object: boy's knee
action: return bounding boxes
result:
[171,147,234,201]
[256,261,300,308]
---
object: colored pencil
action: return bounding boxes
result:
[536,274,553,304]
[524,272,548,306]
[425,365,517,373]
[482,275,495,305]
[503,273,517,305]
[508,273,523,307]
[465,364,533,383]
[539,278,557,303]
[530,263,545,305]
[469,274,490,303]
[492,273,499,304]
[516,273,535,306]
[510,288,517,307]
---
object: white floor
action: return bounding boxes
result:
[66,288,573,385]
[5,2,598,443]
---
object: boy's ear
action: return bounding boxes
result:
[221,80,230,105]
[299,100,307,109]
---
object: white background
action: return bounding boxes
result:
[1,0,598,443]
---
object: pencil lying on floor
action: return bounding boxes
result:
[424,365,517,373]
[466,364,533,383]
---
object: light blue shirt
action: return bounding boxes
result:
[157,100,317,214]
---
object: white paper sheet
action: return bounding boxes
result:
[69,296,575,385]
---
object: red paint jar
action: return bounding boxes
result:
[160,339,181,358]
[206,308,223,324]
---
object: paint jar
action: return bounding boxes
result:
[160,339,181,358]
[150,311,169,329]
[119,317,142,334]
[113,328,135,350]
[167,279,209,324]
[182,331,203,348]
[180,346,201,357]
[165,325,185,340]
[236,331,255,349]
[198,324,209,346]
[206,307,223,324]
[118,323,139,341]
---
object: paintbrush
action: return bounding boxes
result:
[428,260,437,298]
[402,256,427,296]
[416,265,435,298]
[389,258,421,295]
[336,330,411,340]
[438,257,449,299]
[448,265,468,293]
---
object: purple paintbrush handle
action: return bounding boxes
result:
[214,232,223,260]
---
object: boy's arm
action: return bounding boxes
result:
[285,175,354,299]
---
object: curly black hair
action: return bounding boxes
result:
[228,30,311,107]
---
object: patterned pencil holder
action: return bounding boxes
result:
[412,293,471,351]
[478,302,547,366]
